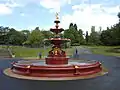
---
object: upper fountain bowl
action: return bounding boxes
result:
[44,38,71,45]
[50,28,64,34]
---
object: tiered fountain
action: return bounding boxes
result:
[4,13,107,80]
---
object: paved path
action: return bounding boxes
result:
[72,46,92,58]
[77,46,92,54]
[0,54,120,90]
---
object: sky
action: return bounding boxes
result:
[0,0,120,33]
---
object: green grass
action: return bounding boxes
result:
[2,45,120,58]
[9,46,74,58]
[11,46,51,57]
[88,46,120,57]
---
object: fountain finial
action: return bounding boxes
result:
[55,12,59,20]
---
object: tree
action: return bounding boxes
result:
[74,23,78,30]
[78,29,85,44]
[118,12,120,20]
[21,30,30,36]
[85,31,89,44]
[41,31,52,39]
[91,26,95,32]
[35,27,40,31]
[100,30,112,45]
[0,26,9,44]
[26,28,44,47]
[69,23,73,28]
[89,27,101,45]
[64,29,74,44]
[100,25,120,46]
[21,30,30,41]
[41,30,53,46]
[69,25,80,45]
[64,24,85,45]
[7,28,26,45]
[99,26,102,33]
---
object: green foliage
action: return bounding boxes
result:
[100,14,120,46]
[21,30,30,40]
[26,27,44,47]
[69,23,73,28]
[89,26,101,45]
[41,31,52,39]
[86,12,120,46]
[78,29,85,44]
[73,23,78,30]
[85,31,89,44]
[0,26,9,44]
[64,23,85,46]
[41,31,53,46]
[7,28,26,45]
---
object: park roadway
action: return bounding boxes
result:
[0,54,120,90]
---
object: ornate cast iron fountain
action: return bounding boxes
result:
[4,13,107,80]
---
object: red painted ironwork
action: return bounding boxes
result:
[11,60,102,77]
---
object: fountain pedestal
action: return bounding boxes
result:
[46,57,69,65]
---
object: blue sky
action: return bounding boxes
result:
[0,0,120,32]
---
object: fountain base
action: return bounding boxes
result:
[4,67,107,80]
[9,60,105,78]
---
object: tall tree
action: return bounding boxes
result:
[89,28,101,45]
[7,28,26,45]
[21,30,30,40]
[26,29,44,47]
[100,29,112,45]
[64,24,85,45]
[85,31,89,44]
[0,26,9,44]
[41,31,53,46]
[118,12,120,20]
[78,29,85,44]
[41,31,52,39]
[35,27,40,31]
[91,26,95,32]
[74,23,78,30]
[69,23,73,29]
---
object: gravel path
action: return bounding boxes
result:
[0,54,120,90]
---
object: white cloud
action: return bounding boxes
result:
[0,0,24,15]
[5,0,33,7]
[5,0,22,8]
[40,0,72,13]
[61,4,120,33]
[101,6,120,14]
[0,4,12,15]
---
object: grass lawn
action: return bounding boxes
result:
[87,46,120,57]
[11,46,50,58]
[1,45,119,58]
[9,46,75,58]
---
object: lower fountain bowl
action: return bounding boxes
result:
[9,60,104,77]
